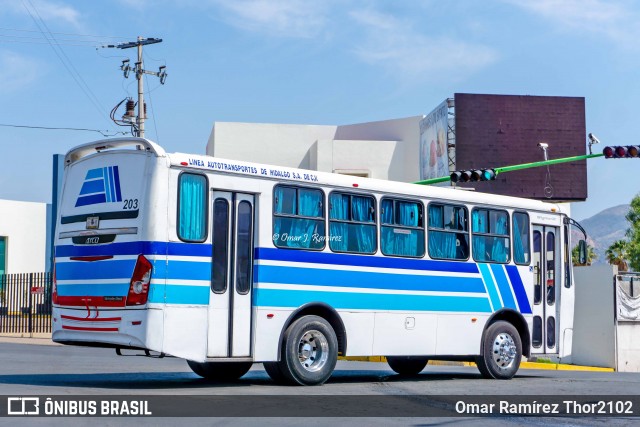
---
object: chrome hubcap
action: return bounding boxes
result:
[297,330,329,372]
[492,332,517,370]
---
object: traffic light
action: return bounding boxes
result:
[450,168,496,183]
[603,146,640,158]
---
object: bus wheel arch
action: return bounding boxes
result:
[476,309,529,380]
[483,309,530,359]
[277,302,347,357]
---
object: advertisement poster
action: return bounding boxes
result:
[419,100,449,180]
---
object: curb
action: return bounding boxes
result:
[338,356,614,372]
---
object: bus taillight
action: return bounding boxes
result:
[126,255,152,306]
[52,264,58,305]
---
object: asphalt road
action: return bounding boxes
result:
[1,341,639,426]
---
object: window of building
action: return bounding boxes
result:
[273,185,325,250]
[513,212,531,265]
[427,203,469,260]
[329,192,377,254]
[380,198,425,258]
[472,208,510,263]
[177,173,208,242]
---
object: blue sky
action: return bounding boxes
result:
[1,0,639,221]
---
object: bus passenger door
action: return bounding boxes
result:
[207,191,255,358]
[531,225,560,355]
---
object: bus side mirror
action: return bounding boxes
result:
[578,240,587,265]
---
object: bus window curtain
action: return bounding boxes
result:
[472,210,487,261]
[381,199,393,224]
[428,205,456,259]
[351,196,375,253]
[179,174,206,241]
[329,194,349,251]
[398,202,419,227]
[290,189,323,248]
[491,215,508,262]
[513,214,526,263]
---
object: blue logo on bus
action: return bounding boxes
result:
[75,166,123,207]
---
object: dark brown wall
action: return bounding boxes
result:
[454,93,587,201]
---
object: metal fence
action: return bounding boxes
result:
[0,273,52,334]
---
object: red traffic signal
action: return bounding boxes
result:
[603,146,640,158]
[451,169,496,182]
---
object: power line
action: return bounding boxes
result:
[21,0,110,125]
[145,73,160,143]
[0,123,129,137]
[0,34,117,44]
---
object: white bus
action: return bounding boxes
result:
[53,138,586,386]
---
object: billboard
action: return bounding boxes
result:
[419,100,449,180]
[454,93,587,201]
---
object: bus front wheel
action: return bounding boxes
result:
[476,320,522,380]
[386,356,429,375]
[278,315,338,386]
[187,360,253,381]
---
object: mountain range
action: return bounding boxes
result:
[572,204,630,265]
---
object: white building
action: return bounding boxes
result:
[206,116,426,182]
[0,199,48,275]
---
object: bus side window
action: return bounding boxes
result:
[427,203,469,261]
[513,212,531,265]
[273,185,325,250]
[380,198,425,258]
[177,173,208,242]
[471,208,510,264]
[329,192,377,254]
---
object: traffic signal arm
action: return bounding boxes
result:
[414,153,603,186]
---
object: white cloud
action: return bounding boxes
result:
[349,9,498,82]
[212,0,330,39]
[0,0,82,28]
[505,0,639,47]
[0,50,41,92]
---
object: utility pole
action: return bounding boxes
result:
[103,37,166,138]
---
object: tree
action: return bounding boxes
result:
[626,194,640,271]
[572,243,596,266]
[606,240,629,271]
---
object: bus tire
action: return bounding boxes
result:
[476,320,522,380]
[386,356,429,375]
[278,315,338,386]
[263,362,287,384]
[187,360,253,381]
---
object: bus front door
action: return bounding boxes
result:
[531,225,560,355]
[207,191,255,358]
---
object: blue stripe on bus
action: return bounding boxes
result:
[86,168,103,180]
[257,265,485,293]
[255,248,479,274]
[55,241,212,258]
[56,259,136,280]
[56,283,130,296]
[104,167,112,202]
[254,288,492,313]
[490,264,517,310]
[506,265,532,314]
[79,179,104,196]
[147,284,210,304]
[109,166,117,203]
[478,263,502,310]
[153,261,211,281]
[113,166,122,201]
[75,193,107,207]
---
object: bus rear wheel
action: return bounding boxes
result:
[476,320,522,380]
[386,356,429,375]
[187,360,253,381]
[277,315,338,386]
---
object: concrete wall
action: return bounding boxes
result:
[572,265,616,368]
[206,116,423,183]
[0,199,47,274]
